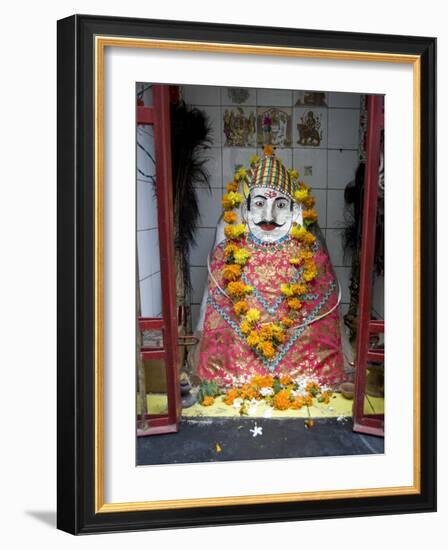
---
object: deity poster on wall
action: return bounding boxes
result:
[256,107,292,147]
[223,107,257,147]
[294,91,327,106]
[296,110,323,147]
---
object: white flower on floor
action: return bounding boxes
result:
[250,423,263,437]
[337,414,348,423]
[260,387,274,397]
[263,406,273,418]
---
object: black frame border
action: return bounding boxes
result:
[57,14,436,534]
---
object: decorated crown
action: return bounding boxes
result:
[234,145,300,201]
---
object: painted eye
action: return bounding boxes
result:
[276,200,288,209]
[255,200,264,208]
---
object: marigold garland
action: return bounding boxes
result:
[219,151,320,359]
[214,375,333,412]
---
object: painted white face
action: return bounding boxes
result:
[243,186,301,243]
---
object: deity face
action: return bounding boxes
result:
[243,186,301,243]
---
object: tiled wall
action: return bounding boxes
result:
[136,85,162,318]
[182,85,363,328]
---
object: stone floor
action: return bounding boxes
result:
[137,416,384,465]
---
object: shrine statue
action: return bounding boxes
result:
[193,146,346,389]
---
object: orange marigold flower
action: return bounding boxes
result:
[222,263,242,281]
[303,195,316,209]
[240,320,252,335]
[271,324,285,344]
[224,243,238,257]
[234,300,249,316]
[287,297,302,310]
[306,381,321,394]
[221,196,233,210]
[221,191,243,211]
[227,281,249,297]
[226,181,239,193]
[280,375,293,386]
[299,250,314,262]
[240,384,257,400]
[305,394,313,407]
[202,396,215,406]
[251,374,274,388]
[320,391,331,404]
[281,317,294,328]
[223,211,238,224]
[273,389,291,410]
[258,340,276,359]
[260,323,274,339]
[303,208,318,223]
[224,223,246,240]
[289,257,301,266]
[302,231,316,246]
[263,144,274,156]
[303,263,317,282]
[291,283,307,295]
[290,396,304,410]
[246,330,260,347]
[224,388,240,406]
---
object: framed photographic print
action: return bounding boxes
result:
[57,14,436,534]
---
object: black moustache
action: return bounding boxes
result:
[255,221,284,227]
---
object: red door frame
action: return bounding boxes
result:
[136,85,181,436]
[352,95,385,437]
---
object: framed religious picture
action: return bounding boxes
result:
[57,15,436,534]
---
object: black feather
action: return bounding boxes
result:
[170,100,212,296]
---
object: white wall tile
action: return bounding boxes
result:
[328,149,359,189]
[189,227,216,267]
[257,147,292,168]
[328,109,360,149]
[190,304,201,329]
[139,274,154,318]
[137,228,160,280]
[293,107,328,148]
[257,88,293,106]
[196,187,223,228]
[326,189,346,229]
[293,148,327,189]
[137,180,158,231]
[327,92,361,109]
[222,147,256,184]
[194,147,222,189]
[221,87,256,106]
[326,228,351,267]
[151,271,162,317]
[333,266,351,304]
[136,138,156,178]
[182,85,221,106]
[190,266,209,304]
[312,188,327,228]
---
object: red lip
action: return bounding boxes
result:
[259,223,277,231]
